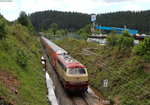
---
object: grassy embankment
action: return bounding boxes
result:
[0,23,48,104]
[55,38,150,105]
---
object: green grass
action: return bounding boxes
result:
[55,38,150,105]
[0,24,48,105]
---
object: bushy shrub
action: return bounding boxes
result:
[133,37,150,56]
[116,36,134,52]
[51,23,58,35]
[122,31,131,37]
[107,31,134,53]
[16,49,29,67]
[11,47,30,68]
[0,16,7,39]
[77,24,92,36]
[107,34,117,47]
[18,11,34,34]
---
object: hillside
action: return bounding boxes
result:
[0,16,48,105]
[97,11,150,34]
[29,10,150,34]
[29,10,90,32]
[55,37,150,105]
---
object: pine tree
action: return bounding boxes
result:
[18,11,34,34]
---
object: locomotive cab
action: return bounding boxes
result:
[64,68,88,91]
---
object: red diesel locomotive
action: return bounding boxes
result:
[41,37,88,91]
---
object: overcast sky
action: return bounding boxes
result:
[0,0,150,21]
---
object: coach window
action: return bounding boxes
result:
[69,68,77,74]
[78,68,86,74]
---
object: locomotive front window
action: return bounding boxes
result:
[78,68,86,74]
[69,68,86,75]
[69,68,77,74]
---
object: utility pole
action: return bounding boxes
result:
[91,14,96,34]
[102,46,110,105]
[124,25,127,30]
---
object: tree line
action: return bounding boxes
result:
[29,10,150,34]
[29,10,91,32]
[96,10,150,34]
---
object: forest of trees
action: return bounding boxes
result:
[29,10,150,34]
[29,10,91,32]
[96,10,150,34]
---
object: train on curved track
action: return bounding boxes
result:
[40,37,88,91]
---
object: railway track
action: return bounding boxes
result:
[70,92,103,105]
[68,92,89,105]
[71,96,88,105]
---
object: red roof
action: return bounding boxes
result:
[57,55,85,68]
